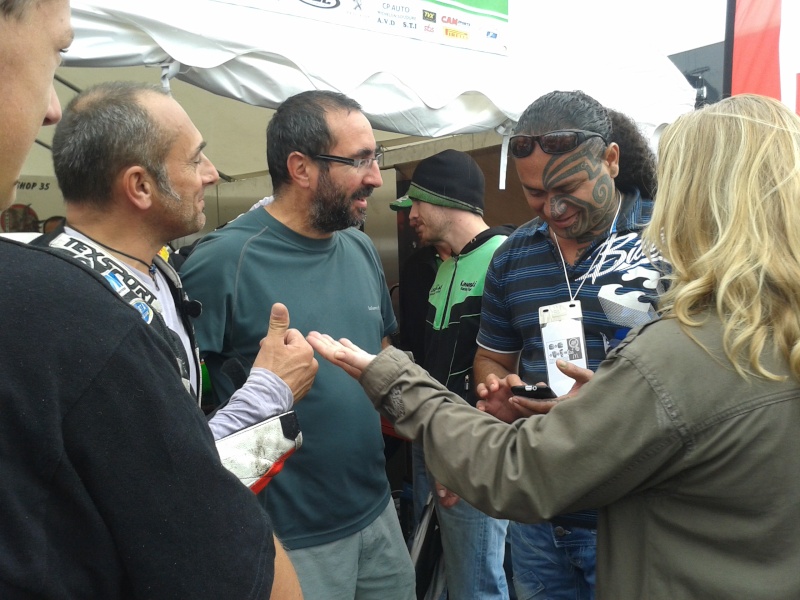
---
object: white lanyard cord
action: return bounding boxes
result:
[552,192,622,302]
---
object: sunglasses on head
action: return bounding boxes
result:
[509,129,608,158]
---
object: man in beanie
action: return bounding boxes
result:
[395,149,515,599]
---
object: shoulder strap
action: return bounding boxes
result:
[45,233,197,400]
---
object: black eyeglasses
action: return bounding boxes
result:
[313,152,383,171]
[509,130,607,158]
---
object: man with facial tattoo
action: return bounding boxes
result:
[472,90,664,600]
[180,90,415,600]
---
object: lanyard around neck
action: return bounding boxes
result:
[552,192,622,302]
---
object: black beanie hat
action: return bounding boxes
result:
[390,149,485,215]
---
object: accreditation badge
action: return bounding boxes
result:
[539,300,589,395]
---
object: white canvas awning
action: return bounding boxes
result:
[63,0,697,138]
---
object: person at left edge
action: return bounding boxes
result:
[32,81,318,486]
[0,0,300,597]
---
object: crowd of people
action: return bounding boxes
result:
[309,92,800,600]
[4,1,800,599]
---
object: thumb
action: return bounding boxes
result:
[556,359,592,384]
[267,302,290,337]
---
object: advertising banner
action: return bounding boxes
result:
[224,0,509,55]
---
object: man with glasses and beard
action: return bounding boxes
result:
[472,90,664,600]
[181,90,415,600]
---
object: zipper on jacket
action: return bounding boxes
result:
[434,255,459,330]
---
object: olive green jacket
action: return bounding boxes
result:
[360,313,800,599]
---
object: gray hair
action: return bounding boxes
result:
[1,0,41,19]
[52,81,176,206]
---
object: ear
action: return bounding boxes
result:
[604,143,620,179]
[286,151,314,190]
[117,165,156,210]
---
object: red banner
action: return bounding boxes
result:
[731,0,781,98]
[731,0,800,113]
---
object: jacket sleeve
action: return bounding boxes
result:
[360,345,686,523]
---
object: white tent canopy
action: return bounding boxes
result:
[64,0,697,139]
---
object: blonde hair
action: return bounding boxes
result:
[644,94,800,381]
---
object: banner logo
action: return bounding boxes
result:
[299,0,340,8]
[444,28,468,40]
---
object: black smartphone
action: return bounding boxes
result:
[510,384,557,400]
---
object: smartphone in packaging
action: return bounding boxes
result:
[539,300,588,395]
[510,384,557,400]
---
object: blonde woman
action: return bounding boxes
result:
[307,94,800,600]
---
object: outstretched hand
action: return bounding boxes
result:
[306,331,376,379]
[253,303,318,401]
[474,372,527,423]
[476,360,595,421]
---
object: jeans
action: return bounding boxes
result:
[287,499,416,600]
[509,521,596,600]
[413,441,510,599]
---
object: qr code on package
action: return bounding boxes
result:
[545,337,583,363]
